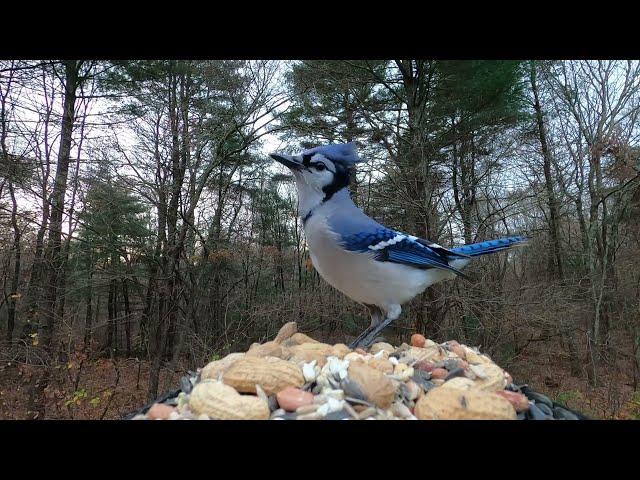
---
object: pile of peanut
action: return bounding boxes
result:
[132,322,548,420]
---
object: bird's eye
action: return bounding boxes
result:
[315,164,326,171]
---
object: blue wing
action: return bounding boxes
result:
[340,227,469,277]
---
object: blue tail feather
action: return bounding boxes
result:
[451,235,529,257]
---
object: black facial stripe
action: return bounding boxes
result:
[302,161,353,225]
[302,154,313,167]
[322,162,350,202]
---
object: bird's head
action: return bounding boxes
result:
[270,142,364,216]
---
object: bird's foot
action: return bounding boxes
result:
[357,317,396,348]
[369,334,389,345]
[349,326,376,349]
[349,318,396,349]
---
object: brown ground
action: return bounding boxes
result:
[507,343,640,420]
[0,354,183,420]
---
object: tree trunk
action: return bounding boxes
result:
[148,64,183,400]
[123,277,131,357]
[451,129,475,245]
[1,61,20,344]
[53,239,71,338]
[112,278,119,356]
[6,181,21,343]
[38,61,79,350]
[21,202,49,338]
[634,325,640,390]
[530,62,564,278]
[83,268,93,349]
[530,61,581,376]
[32,60,81,418]
[106,278,114,355]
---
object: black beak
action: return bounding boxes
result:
[270,153,302,171]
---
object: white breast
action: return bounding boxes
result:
[304,214,456,311]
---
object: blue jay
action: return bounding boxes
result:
[270,142,528,348]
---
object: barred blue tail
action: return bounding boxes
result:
[451,235,529,257]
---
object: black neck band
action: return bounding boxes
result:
[301,186,350,226]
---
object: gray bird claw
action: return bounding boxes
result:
[350,332,381,349]
[351,316,397,348]
[348,338,364,349]
[349,328,375,349]
[353,338,373,349]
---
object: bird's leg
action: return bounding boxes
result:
[357,305,402,348]
[349,305,384,349]
[358,317,396,348]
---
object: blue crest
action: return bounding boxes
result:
[302,142,363,166]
